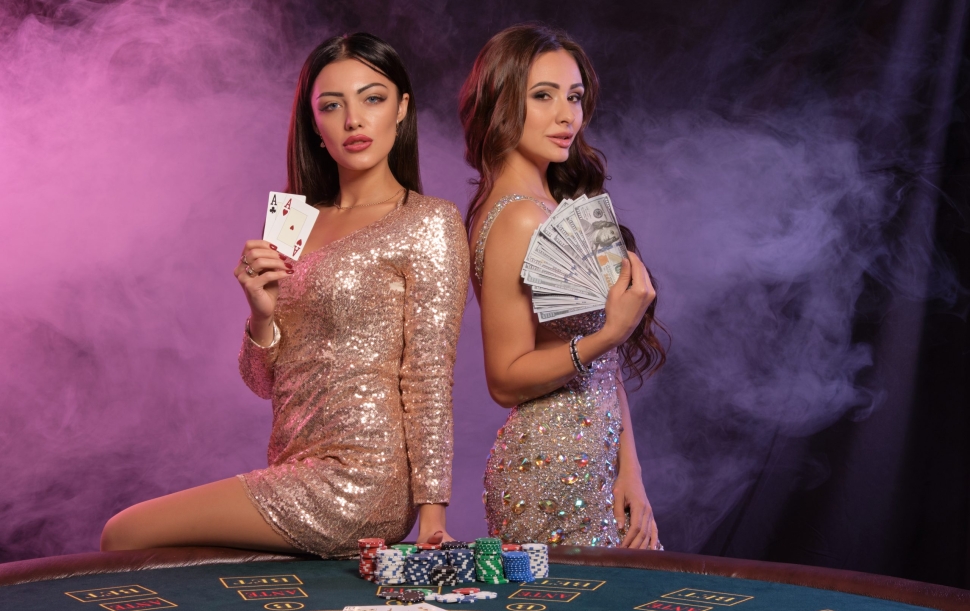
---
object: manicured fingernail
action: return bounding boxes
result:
[286,270,294,274]
[279,253,287,260]
[285,263,293,269]
[269,244,278,250]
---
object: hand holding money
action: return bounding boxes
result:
[601,251,656,345]
[521,192,642,323]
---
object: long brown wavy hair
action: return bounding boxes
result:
[286,32,421,206]
[459,23,667,387]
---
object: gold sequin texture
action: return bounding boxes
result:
[238,193,469,558]
[475,195,622,547]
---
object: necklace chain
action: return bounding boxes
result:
[336,188,404,210]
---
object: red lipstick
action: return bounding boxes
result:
[343,134,373,152]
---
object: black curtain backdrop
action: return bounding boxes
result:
[3,0,968,590]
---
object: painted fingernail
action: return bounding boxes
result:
[269,244,278,250]
[285,263,293,269]
[286,270,294,274]
[279,253,287,260]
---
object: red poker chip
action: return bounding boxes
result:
[416,543,439,550]
[358,538,385,546]
[501,544,522,551]
[453,587,480,595]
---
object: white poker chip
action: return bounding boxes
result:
[474,591,498,599]
[438,593,462,603]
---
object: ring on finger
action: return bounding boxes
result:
[240,254,249,265]
[245,265,256,277]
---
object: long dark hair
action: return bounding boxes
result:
[459,23,667,386]
[286,32,421,206]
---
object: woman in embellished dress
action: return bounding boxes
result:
[100,33,468,556]
[460,24,666,549]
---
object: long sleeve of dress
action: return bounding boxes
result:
[239,324,280,400]
[399,202,470,505]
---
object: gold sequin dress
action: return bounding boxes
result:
[238,192,469,558]
[475,195,622,547]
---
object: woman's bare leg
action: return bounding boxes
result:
[100,476,299,553]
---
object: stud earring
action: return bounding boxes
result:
[320,138,326,149]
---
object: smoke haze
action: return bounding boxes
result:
[0,0,956,559]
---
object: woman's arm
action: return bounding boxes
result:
[399,203,470,517]
[235,239,291,399]
[612,375,659,549]
[478,200,655,407]
[238,320,280,399]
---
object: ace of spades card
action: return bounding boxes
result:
[265,195,319,260]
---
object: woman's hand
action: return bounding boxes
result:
[415,503,454,544]
[234,240,292,344]
[613,469,660,550]
[600,252,655,348]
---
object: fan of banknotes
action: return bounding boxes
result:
[522,192,629,322]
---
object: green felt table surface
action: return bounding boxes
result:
[0,559,935,611]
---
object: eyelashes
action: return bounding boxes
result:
[530,91,584,102]
[317,96,387,112]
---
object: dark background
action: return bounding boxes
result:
[1,0,967,590]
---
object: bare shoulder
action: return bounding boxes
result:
[480,196,549,246]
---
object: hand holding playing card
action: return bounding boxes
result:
[263,192,319,260]
[234,238,294,346]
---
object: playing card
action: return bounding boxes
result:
[265,195,319,260]
[264,191,306,241]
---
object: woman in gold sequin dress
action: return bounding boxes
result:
[459,25,667,549]
[100,33,468,557]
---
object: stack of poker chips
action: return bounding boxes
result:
[521,543,550,578]
[391,543,418,555]
[501,550,535,582]
[375,548,406,585]
[357,538,386,582]
[444,546,476,583]
[473,537,508,584]
[430,565,459,586]
[376,589,425,604]
[404,551,446,585]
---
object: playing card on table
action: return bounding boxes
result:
[264,193,319,260]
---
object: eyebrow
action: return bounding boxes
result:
[316,82,388,99]
[529,81,585,91]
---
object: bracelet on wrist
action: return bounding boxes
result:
[246,317,280,348]
[569,335,591,374]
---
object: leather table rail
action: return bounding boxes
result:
[0,547,314,587]
[1,545,968,611]
[549,545,970,611]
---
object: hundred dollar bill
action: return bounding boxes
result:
[537,302,605,323]
[525,234,605,295]
[573,193,628,288]
[523,270,603,300]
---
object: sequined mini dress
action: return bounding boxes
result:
[238,192,469,558]
[475,195,622,547]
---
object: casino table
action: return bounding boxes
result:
[1,545,967,611]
